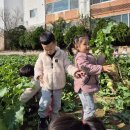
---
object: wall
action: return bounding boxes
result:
[0,0,4,50]
[91,0,130,18]
[45,0,80,24]
[0,33,4,51]
[23,0,45,28]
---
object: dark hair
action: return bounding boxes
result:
[48,115,106,130]
[87,117,106,130]
[40,31,55,45]
[73,35,89,51]
[19,64,34,77]
[115,48,118,52]
[48,115,90,130]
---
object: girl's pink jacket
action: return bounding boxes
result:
[74,52,105,93]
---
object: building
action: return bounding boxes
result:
[0,0,4,50]
[45,0,90,25]
[23,0,45,28]
[91,0,130,26]
[1,0,130,50]
[45,0,130,27]
[0,0,45,29]
[0,0,45,50]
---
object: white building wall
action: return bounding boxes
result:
[79,0,90,17]
[23,0,45,28]
[0,0,4,50]
[0,0,4,31]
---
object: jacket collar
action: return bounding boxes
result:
[43,46,61,57]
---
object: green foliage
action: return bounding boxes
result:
[111,22,130,43]
[19,26,44,50]
[53,29,65,49]
[0,55,37,130]
[91,18,130,46]
[91,18,111,39]
[51,18,67,49]
[64,26,77,47]
[0,55,80,129]
[97,57,130,112]
[90,19,130,123]
[5,25,26,50]
[62,75,79,112]
[90,21,116,62]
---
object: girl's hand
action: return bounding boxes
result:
[102,65,112,73]
[74,70,85,78]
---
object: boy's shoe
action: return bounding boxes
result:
[38,116,50,130]
[82,115,96,124]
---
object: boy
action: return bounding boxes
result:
[34,31,83,130]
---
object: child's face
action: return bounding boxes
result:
[42,42,56,55]
[77,37,89,53]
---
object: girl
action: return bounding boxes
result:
[73,35,112,123]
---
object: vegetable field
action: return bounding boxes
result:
[0,21,130,130]
[0,54,130,130]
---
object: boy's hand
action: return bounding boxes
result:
[74,70,85,78]
[37,76,44,84]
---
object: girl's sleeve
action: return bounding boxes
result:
[63,52,78,76]
[97,55,105,65]
[76,55,102,75]
[34,54,43,80]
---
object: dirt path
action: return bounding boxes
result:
[0,50,41,55]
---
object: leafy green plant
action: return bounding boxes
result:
[51,18,67,49]
[19,26,44,50]
[5,25,26,50]
[0,55,37,130]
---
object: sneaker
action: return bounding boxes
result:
[38,116,50,130]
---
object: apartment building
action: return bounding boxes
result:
[0,0,45,29]
[45,0,130,27]
[91,0,130,26]
[23,0,45,28]
[45,0,90,25]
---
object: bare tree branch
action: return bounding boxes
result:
[0,8,23,31]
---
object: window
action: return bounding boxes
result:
[91,0,110,5]
[30,9,37,18]
[92,0,100,4]
[53,0,68,12]
[101,0,109,2]
[122,14,128,26]
[70,0,79,9]
[104,13,130,26]
[46,3,53,14]
[45,0,79,14]
[111,15,121,23]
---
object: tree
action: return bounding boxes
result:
[0,8,23,49]
[0,8,23,31]
[51,18,67,49]
[19,26,44,50]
